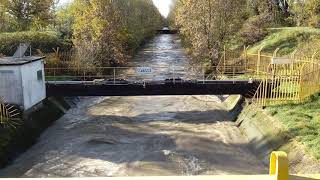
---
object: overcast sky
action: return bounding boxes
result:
[152,0,173,17]
[58,0,173,17]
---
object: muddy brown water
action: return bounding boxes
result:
[0,34,267,177]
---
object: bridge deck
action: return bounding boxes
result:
[46,80,260,97]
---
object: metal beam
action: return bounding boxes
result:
[46,80,261,97]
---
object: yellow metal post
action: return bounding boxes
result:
[270,151,289,180]
[257,46,265,76]
[224,46,226,74]
[273,48,281,58]
[244,46,250,72]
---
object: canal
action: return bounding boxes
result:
[0,34,266,177]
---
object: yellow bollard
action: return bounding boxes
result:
[270,151,289,180]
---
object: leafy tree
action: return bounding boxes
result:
[55,4,75,39]
[174,0,247,64]
[72,0,162,67]
[290,0,320,27]
[247,0,292,26]
[1,0,55,31]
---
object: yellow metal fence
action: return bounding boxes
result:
[218,47,320,106]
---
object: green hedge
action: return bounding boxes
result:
[0,31,70,56]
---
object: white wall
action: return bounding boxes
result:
[0,66,23,107]
[20,60,46,110]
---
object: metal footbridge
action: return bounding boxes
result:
[45,66,261,97]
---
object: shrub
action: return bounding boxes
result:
[0,31,71,56]
[239,15,269,45]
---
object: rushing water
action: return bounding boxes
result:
[0,34,266,177]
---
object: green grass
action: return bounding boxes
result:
[266,94,320,159]
[272,82,300,94]
[248,27,320,56]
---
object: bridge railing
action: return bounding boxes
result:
[45,66,207,83]
[251,59,320,107]
[299,59,320,100]
[45,65,262,84]
[218,46,320,106]
[217,47,273,77]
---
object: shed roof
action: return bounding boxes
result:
[0,56,45,66]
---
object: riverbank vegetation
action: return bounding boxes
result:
[0,0,163,167]
[167,0,320,162]
[266,94,320,159]
[0,0,163,67]
[247,27,320,57]
[169,0,320,66]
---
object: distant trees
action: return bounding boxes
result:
[0,0,163,67]
[246,0,320,27]
[0,0,55,31]
[72,0,162,67]
[173,0,247,65]
[169,0,320,65]
[55,4,75,39]
[289,0,320,27]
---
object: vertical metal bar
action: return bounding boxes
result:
[203,66,205,84]
[244,46,248,72]
[223,46,226,73]
[233,66,235,82]
[0,103,3,124]
[257,49,261,75]
[299,64,305,103]
[54,69,56,85]
[113,68,116,85]
[174,67,176,84]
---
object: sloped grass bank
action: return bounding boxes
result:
[238,95,320,173]
[266,94,320,159]
[248,27,320,56]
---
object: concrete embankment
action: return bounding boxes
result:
[0,95,267,177]
[237,103,320,174]
[0,97,73,168]
[0,96,320,174]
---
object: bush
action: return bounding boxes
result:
[0,31,71,56]
[239,15,269,45]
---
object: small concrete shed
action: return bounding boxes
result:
[0,56,46,110]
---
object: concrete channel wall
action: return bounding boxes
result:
[237,104,320,174]
[0,97,73,168]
